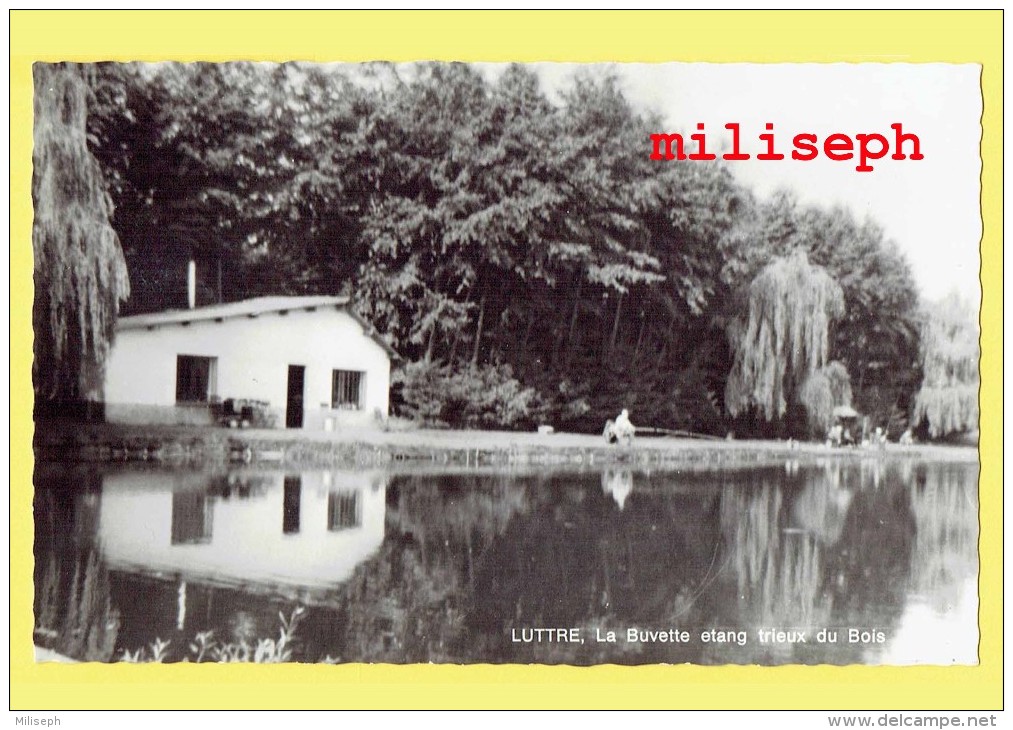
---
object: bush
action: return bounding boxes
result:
[394,360,542,430]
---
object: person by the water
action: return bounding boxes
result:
[603,408,636,445]
[614,409,634,437]
[613,408,636,443]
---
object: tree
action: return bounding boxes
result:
[725,250,845,428]
[912,292,979,438]
[719,193,922,434]
[33,63,130,406]
[798,360,853,437]
[76,61,931,438]
[87,62,358,312]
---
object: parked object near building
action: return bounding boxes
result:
[104,296,395,430]
[213,398,274,429]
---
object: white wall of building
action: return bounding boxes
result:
[104,306,391,429]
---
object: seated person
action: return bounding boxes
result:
[613,409,635,443]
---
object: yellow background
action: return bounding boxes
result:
[9,9,1003,710]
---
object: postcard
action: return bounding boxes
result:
[10,10,1002,711]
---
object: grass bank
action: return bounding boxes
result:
[34,420,978,470]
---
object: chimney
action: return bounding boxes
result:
[187,259,196,309]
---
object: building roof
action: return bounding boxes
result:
[117,295,398,358]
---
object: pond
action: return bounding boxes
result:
[33,456,978,665]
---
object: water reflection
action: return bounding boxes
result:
[34,470,120,662]
[33,458,978,665]
[601,469,634,510]
[97,469,386,592]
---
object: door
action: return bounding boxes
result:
[282,475,301,534]
[286,365,305,428]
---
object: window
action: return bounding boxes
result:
[331,370,364,410]
[327,490,362,531]
[171,491,213,545]
[176,355,217,403]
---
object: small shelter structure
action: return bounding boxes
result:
[828,405,861,446]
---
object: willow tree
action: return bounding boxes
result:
[725,250,845,426]
[33,63,130,405]
[912,292,979,438]
[798,360,853,437]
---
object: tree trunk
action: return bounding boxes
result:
[425,322,437,363]
[472,293,486,365]
[561,279,583,368]
[448,286,475,365]
[633,313,646,361]
[656,315,676,371]
[608,291,624,357]
[448,330,461,365]
[520,313,535,358]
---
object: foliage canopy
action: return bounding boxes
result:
[33,61,932,435]
[725,250,845,425]
[912,292,979,438]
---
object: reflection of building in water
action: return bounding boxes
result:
[99,469,387,592]
[601,469,634,510]
[171,491,214,544]
[282,476,301,534]
[327,490,362,530]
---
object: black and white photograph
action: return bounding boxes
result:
[31,60,981,667]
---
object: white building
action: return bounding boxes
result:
[104,296,395,430]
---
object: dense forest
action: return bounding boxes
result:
[32,61,979,440]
